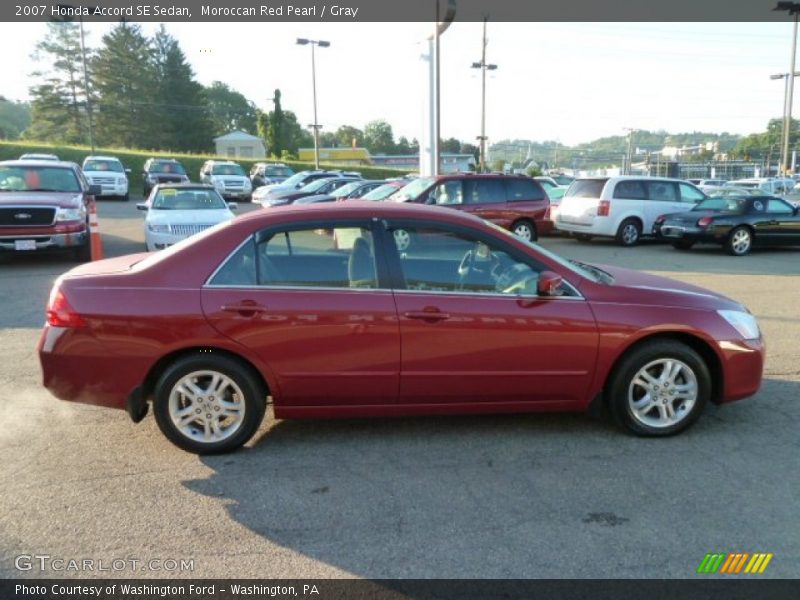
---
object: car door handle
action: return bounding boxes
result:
[403,310,451,321]
[221,303,268,316]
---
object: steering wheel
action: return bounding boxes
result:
[495,263,539,295]
[457,248,476,281]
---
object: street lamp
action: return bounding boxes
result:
[770,70,800,173]
[471,17,497,173]
[296,38,330,169]
[774,2,800,174]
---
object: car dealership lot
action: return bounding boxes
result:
[1,198,798,578]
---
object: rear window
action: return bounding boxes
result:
[565,179,607,199]
[149,161,186,175]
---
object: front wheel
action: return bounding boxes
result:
[726,226,753,256]
[153,354,266,454]
[615,218,642,247]
[608,340,710,436]
[512,219,537,242]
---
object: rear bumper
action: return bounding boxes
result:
[555,216,616,237]
[718,338,765,402]
[38,325,146,411]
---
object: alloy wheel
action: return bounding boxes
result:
[168,370,246,443]
[627,358,698,429]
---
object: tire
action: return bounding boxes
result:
[671,239,695,250]
[615,218,642,247]
[607,340,710,437]
[121,193,129,202]
[574,233,593,242]
[153,354,266,454]
[725,226,753,256]
[72,242,91,263]
[512,219,538,242]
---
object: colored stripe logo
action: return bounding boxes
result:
[697,552,773,574]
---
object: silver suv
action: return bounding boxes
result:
[200,160,253,202]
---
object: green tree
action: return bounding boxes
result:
[319,131,338,147]
[259,89,285,157]
[151,26,213,152]
[363,119,395,154]
[205,81,257,136]
[92,22,158,148]
[336,125,364,148]
[440,137,461,153]
[0,98,31,140]
[395,136,412,154]
[27,22,90,143]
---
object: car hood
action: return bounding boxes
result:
[585,264,743,311]
[146,208,234,225]
[255,183,296,196]
[0,191,84,208]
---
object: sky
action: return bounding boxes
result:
[0,21,795,146]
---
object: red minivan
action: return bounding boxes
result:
[389,174,551,242]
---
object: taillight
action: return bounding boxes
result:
[697,216,713,228]
[46,286,86,328]
[597,200,611,216]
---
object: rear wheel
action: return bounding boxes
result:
[153,354,266,454]
[512,219,537,242]
[726,226,752,256]
[615,218,642,247]
[608,340,710,436]
[671,239,695,250]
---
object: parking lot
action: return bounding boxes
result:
[1,196,798,579]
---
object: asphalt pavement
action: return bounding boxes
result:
[0,198,798,579]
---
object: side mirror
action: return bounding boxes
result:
[537,270,564,297]
[227,202,238,210]
[88,184,102,196]
[124,168,131,174]
[136,203,148,211]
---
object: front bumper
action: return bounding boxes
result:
[95,184,128,197]
[145,230,189,251]
[0,228,88,252]
[717,337,765,403]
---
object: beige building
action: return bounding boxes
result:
[213,131,267,159]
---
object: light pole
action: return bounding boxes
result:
[775,2,800,174]
[623,128,639,175]
[56,4,95,153]
[770,70,800,173]
[472,17,497,173]
[296,38,330,169]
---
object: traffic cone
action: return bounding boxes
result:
[88,200,104,261]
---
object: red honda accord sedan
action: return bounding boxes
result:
[39,202,764,453]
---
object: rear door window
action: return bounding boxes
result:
[464,179,506,204]
[565,179,607,198]
[506,178,545,202]
[431,180,465,205]
[613,180,648,200]
[645,181,678,202]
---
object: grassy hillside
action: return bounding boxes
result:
[0,140,410,183]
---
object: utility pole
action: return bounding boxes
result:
[623,128,638,175]
[296,38,330,169]
[775,2,800,174]
[472,16,497,173]
[770,70,800,174]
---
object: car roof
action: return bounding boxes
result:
[148,157,182,163]
[83,156,121,162]
[236,198,488,226]
[153,183,216,190]
[0,159,77,168]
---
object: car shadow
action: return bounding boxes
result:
[184,377,800,578]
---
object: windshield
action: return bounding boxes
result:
[389,177,435,202]
[565,179,607,198]
[362,183,401,201]
[149,161,187,175]
[693,197,747,212]
[212,164,246,176]
[0,165,80,192]
[83,159,124,173]
[300,178,335,193]
[331,182,363,197]
[152,188,227,210]
[281,171,310,187]
[264,166,293,177]
[484,221,611,284]
[731,181,759,189]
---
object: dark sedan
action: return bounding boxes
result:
[294,180,384,205]
[653,195,800,256]
[263,176,361,208]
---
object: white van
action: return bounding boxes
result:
[728,178,792,195]
[555,176,707,246]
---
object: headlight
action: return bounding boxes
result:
[147,223,170,233]
[717,310,761,340]
[117,177,126,185]
[55,206,86,222]
[213,179,225,190]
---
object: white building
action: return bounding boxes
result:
[213,131,267,159]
